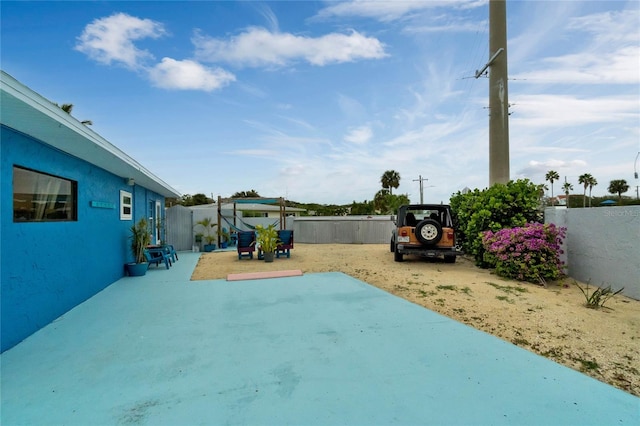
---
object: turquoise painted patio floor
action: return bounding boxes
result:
[1,253,638,425]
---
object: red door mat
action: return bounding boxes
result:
[226,270,304,281]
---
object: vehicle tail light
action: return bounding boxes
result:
[447,230,454,240]
[400,230,408,237]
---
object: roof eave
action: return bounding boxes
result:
[1,71,181,198]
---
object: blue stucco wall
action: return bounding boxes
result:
[1,126,165,352]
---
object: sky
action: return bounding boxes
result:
[2,0,639,204]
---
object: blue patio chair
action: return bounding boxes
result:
[144,248,171,269]
[163,244,178,263]
[237,231,256,260]
[276,230,294,258]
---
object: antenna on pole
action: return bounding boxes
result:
[475,48,504,79]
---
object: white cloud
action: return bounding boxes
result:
[404,19,487,34]
[512,46,640,85]
[337,93,367,119]
[515,146,588,155]
[511,8,640,84]
[516,159,590,182]
[193,27,387,67]
[507,1,582,66]
[568,10,640,45]
[314,0,485,22]
[520,159,588,174]
[148,58,235,91]
[76,13,236,92]
[75,13,166,69]
[254,3,280,33]
[510,94,639,128]
[344,125,373,144]
[383,119,467,147]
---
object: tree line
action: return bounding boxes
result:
[166,170,410,215]
[168,170,637,212]
[545,170,634,207]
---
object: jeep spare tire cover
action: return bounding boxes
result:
[415,219,442,245]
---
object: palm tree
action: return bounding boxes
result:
[608,179,629,204]
[562,181,573,208]
[537,184,549,206]
[587,176,598,207]
[56,103,93,125]
[380,170,401,195]
[578,173,594,208]
[545,170,560,206]
[373,189,390,213]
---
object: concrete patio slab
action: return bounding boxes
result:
[1,252,638,425]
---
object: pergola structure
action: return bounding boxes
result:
[216,195,286,245]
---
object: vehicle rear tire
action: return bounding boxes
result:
[444,255,456,263]
[415,219,443,245]
[390,238,395,252]
[394,248,403,262]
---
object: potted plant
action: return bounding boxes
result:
[193,233,203,252]
[218,227,231,249]
[196,217,217,252]
[126,217,152,276]
[254,224,280,262]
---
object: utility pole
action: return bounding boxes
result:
[413,175,434,204]
[634,151,639,200]
[413,175,426,204]
[476,0,510,185]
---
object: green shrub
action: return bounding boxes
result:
[450,179,543,266]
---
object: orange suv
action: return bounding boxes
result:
[390,204,462,263]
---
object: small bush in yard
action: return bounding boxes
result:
[482,223,566,284]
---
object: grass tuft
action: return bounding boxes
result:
[496,295,514,304]
[436,285,457,291]
[487,282,528,294]
[574,280,624,309]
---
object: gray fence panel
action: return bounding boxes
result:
[293,217,395,244]
[165,205,194,251]
[167,212,396,248]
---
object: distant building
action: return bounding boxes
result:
[1,71,180,352]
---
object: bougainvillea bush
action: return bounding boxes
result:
[482,223,567,283]
[449,179,544,266]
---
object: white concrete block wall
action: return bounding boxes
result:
[545,206,640,300]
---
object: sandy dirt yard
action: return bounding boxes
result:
[191,244,640,397]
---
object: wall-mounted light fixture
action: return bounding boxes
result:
[125,178,135,186]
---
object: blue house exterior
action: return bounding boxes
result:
[1,71,181,352]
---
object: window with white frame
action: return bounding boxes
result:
[120,190,132,220]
